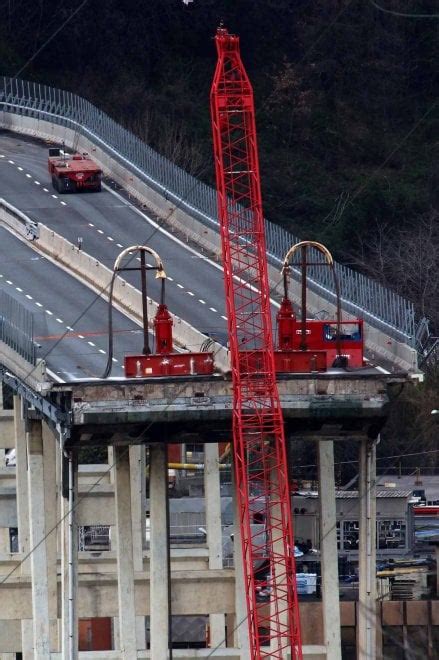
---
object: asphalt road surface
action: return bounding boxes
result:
[0,132,230,344]
[0,226,145,380]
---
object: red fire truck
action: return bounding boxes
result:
[47,148,102,193]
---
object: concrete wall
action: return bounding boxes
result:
[0,112,418,372]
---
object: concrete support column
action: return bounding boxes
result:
[204,442,226,648]
[149,443,170,658]
[114,446,137,658]
[13,396,30,575]
[358,437,377,659]
[21,619,33,660]
[61,449,78,659]
[318,440,342,660]
[129,444,146,572]
[231,464,250,657]
[42,423,58,623]
[26,417,50,659]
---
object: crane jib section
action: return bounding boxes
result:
[210,28,303,659]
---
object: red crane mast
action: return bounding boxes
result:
[210,28,302,658]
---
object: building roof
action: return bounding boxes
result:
[296,489,412,499]
[336,489,412,499]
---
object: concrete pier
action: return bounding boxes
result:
[26,417,51,659]
[149,443,170,658]
[204,442,226,648]
[318,441,342,660]
[114,446,138,657]
[358,438,377,659]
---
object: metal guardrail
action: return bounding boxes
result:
[0,77,418,345]
[0,290,36,365]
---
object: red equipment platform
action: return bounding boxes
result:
[48,149,102,193]
[124,352,214,377]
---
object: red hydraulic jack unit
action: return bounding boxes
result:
[102,245,214,378]
[278,241,364,369]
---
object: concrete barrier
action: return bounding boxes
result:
[0,342,48,393]
[0,113,417,371]
[0,200,229,373]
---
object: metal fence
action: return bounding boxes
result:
[0,290,36,364]
[0,77,418,345]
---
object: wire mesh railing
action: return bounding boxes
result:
[0,289,36,364]
[0,76,418,345]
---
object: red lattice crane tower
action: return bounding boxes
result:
[210,28,302,659]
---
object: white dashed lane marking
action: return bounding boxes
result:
[87,341,95,347]
[187,291,194,296]
[199,299,206,304]
[34,181,40,185]
[56,318,63,324]
[97,229,104,234]
[221,315,227,320]
[43,188,49,192]
[8,160,14,164]
[60,201,67,206]
[26,173,32,178]
[88,223,94,227]
[107,236,114,242]
[51,194,58,199]
[45,310,53,316]
[17,167,23,171]
[6,280,12,285]
[25,294,32,300]
[78,334,85,339]
[177,283,184,289]
[209,307,217,313]
[116,243,123,248]
[35,302,43,307]
[16,287,23,292]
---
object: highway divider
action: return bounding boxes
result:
[0,200,230,374]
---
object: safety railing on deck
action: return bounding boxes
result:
[0,77,419,345]
[0,290,36,365]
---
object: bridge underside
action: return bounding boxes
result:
[51,372,406,447]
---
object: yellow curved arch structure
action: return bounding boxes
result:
[282,240,333,274]
[113,245,166,278]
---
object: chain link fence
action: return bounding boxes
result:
[0,77,419,346]
[0,289,36,364]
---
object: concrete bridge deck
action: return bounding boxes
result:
[49,370,409,447]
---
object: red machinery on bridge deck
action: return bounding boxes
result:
[48,148,102,193]
[124,303,214,377]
